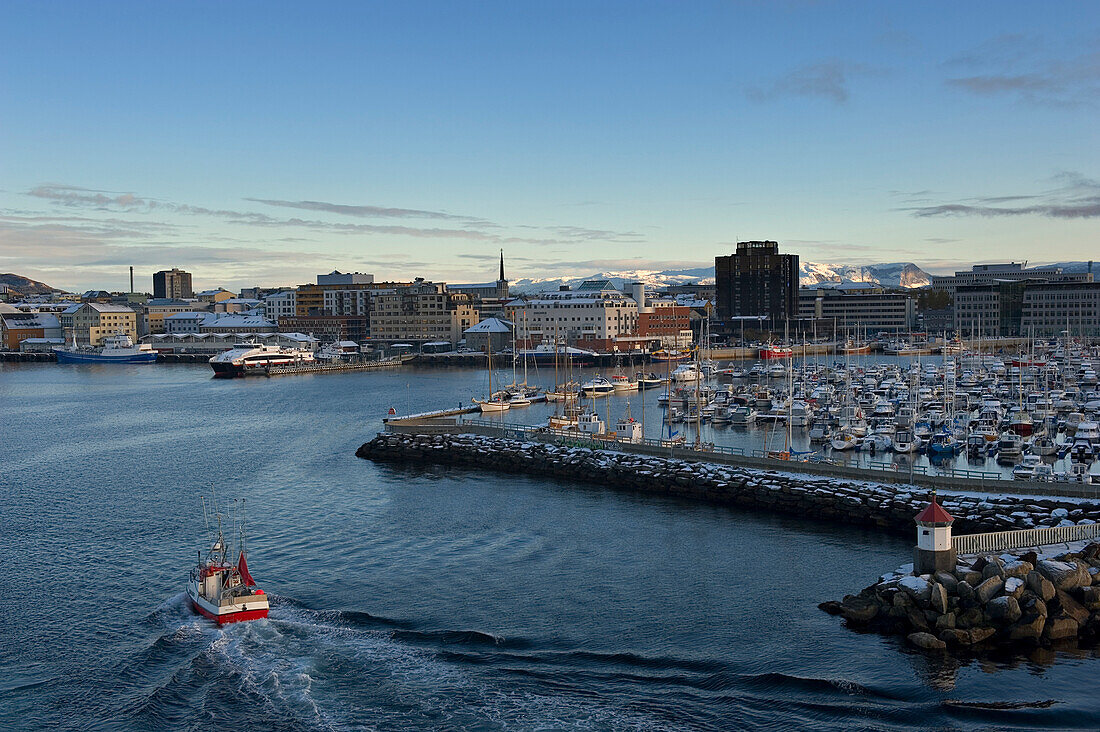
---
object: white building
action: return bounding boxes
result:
[263,290,297,322]
[506,288,639,347]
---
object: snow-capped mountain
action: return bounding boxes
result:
[799,262,930,289]
[509,262,930,293]
[1030,261,1097,275]
[509,268,714,294]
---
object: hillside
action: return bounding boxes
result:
[0,273,55,296]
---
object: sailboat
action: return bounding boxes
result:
[473,347,510,413]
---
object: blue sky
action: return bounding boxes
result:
[2,1,1098,292]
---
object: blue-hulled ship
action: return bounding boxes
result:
[54,333,158,364]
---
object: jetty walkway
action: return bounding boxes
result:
[381,413,1100,499]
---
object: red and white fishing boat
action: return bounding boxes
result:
[758,344,793,360]
[187,499,269,624]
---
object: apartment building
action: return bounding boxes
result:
[369,281,478,345]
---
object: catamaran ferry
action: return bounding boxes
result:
[209,342,316,377]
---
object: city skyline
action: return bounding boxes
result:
[2,2,1098,292]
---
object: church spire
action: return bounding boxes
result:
[499,249,505,282]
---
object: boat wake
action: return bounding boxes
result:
[82,594,1068,730]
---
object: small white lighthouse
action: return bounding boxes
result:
[914,490,956,575]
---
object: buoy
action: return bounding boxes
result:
[388,407,396,415]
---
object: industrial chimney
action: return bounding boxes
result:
[129,266,134,293]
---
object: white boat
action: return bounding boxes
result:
[187,498,269,625]
[210,342,316,377]
[830,432,860,451]
[892,429,920,453]
[996,431,1024,462]
[575,410,606,435]
[614,415,643,443]
[730,405,757,425]
[475,397,511,413]
[1012,454,1044,480]
[671,364,701,383]
[611,374,639,391]
[55,332,158,364]
[581,376,615,397]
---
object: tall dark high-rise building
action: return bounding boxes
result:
[152,268,193,299]
[715,241,799,324]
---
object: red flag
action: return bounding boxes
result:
[238,550,256,586]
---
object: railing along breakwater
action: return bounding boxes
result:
[356,432,1100,537]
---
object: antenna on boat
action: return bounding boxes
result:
[239,498,247,558]
[201,495,210,532]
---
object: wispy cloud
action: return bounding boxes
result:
[906,171,1100,219]
[944,36,1100,107]
[243,197,483,223]
[747,60,871,104]
[25,183,643,247]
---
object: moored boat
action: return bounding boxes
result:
[210,342,316,377]
[55,333,158,364]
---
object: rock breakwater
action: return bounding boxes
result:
[821,545,1100,651]
[356,432,1100,536]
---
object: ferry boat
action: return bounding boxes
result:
[209,342,316,377]
[187,500,269,625]
[54,333,158,364]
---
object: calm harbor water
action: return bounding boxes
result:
[3,361,1100,730]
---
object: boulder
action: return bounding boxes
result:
[898,576,932,606]
[958,569,983,586]
[907,608,932,633]
[939,628,968,645]
[1003,560,1033,579]
[981,557,1007,580]
[929,582,949,614]
[1026,571,1056,602]
[1043,613,1079,641]
[1008,614,1046,642]
[1037,560,1087,591]
[956,607,984,629]
[1078,586,1100,611]
[934,571,959,594]
[975,577,1004,604]
[986,596,1022,624]
[966,626,996,644]
[1023,596,1048,618]
[1004,577,1025,598]
[1055,590,1090,626]
[935,612,957,631]
[956,581,975,602]
[908,632,947,651]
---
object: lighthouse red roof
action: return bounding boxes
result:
[915,499,954,524]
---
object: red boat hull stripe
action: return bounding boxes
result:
[190,598,269,624]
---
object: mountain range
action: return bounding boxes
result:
[509,262,933,293]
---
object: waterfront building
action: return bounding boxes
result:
[152,268,193,299]
[139,298,211,336]
[0,310,62,350]
[68,303,139,346]
[931,262,1093,295]
[715,241,799,328]
[369,281,478,346]
[1021,281,1100,338]
[797,286,915,333]
[463,317,513,352]
[142,331,319,353]
[276,314,369,343]
[506,285,639,351]
[955,279,1100,338]
[294,272,395,317]
[636,300,693,347]
[198,313,277,335]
